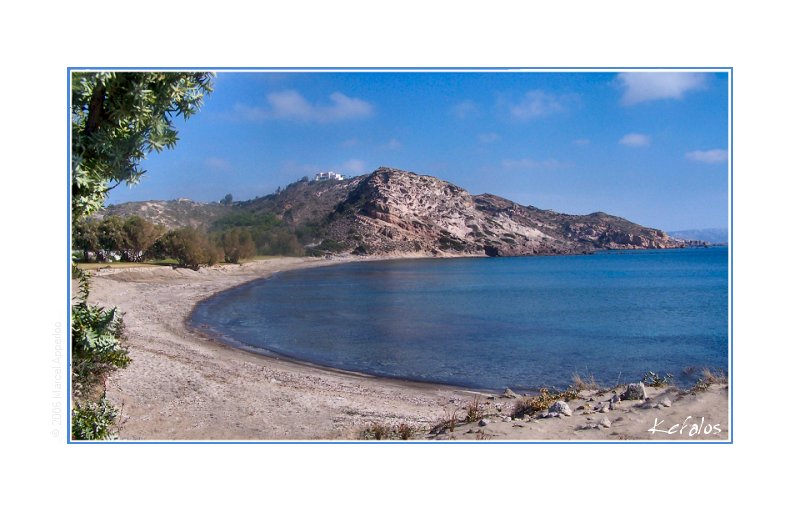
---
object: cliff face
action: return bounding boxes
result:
[319,167,683,256]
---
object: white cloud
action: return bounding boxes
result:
[617,72,708,106]
[507,90,564,120]
[341,159,367,174]
[685,149,728,163]
[619,133,651,147]
[203,157,233,172]
[452,100,480,119]
[501,158,568,170]
[572,138,590,146]
[235,90,373,123]
[383,138,402,150]
[478,132,500,144]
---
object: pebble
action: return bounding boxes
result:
[478,418,490,427]
[660,397,672,408]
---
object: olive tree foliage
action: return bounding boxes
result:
[71,72,214,221]
[70,72,212,439]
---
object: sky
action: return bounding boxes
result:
[105,70,729,232]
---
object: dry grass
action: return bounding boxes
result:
[465,396,485,423]
[571,372,598,391]
[690,368,728,393]
[512,387,580,418]
[361,422,418,440]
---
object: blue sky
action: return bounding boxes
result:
[106,70,729,232]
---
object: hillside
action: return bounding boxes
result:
[100,167,686,256]
[99,198,230,230]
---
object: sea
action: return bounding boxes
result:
[191,247,729,391]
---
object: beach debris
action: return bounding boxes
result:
[502,388,518,399]
[621,382,647,401]
[546,400,573,418]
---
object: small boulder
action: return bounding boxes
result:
[621,382,647,401]
[599,416,612,428]
[478,418,490,427]
[502,388,518,399]
[660,397,672,408]
[548,401,573,417]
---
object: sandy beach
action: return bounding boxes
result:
[82,256,729,441]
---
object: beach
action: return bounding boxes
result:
[83,256,729,441]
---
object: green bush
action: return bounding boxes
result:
[161,227,219,270]
[72,398,120,440]
[219,227,256,263]
[71,267,130,440]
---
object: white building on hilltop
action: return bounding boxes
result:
[313,171,345,181]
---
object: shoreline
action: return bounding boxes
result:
[85,254,729,441]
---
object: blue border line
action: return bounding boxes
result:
[66,67,733,445]
[729,68,734,444]
[67,68,72,443]
[68,66,731,72]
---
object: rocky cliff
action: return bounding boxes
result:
[318,167,682,256]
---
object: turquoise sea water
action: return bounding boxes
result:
[191,247,729,391]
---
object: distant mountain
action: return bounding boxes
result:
[99,167,688,256]
[669,228,728,244]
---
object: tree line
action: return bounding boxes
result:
[73,212,307,270]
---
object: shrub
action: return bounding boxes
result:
[512,386,580,418]
[642,371,673,388]
[690,368,728,393]
[219,227,256,263]
[72,398,119,440]
[361,422,418,440]
[71,267,130,439]
[161,227,219,270]
[465,396,484,423]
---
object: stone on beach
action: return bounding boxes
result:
[621,382,647,401]
[547,401,572,417]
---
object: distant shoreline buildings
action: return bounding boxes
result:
[313,171,345,182]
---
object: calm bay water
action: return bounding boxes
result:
[191,247,728,391]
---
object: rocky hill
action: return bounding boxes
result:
[99,198,230,230]
[101,167,685,256]
[318,168,682,256]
